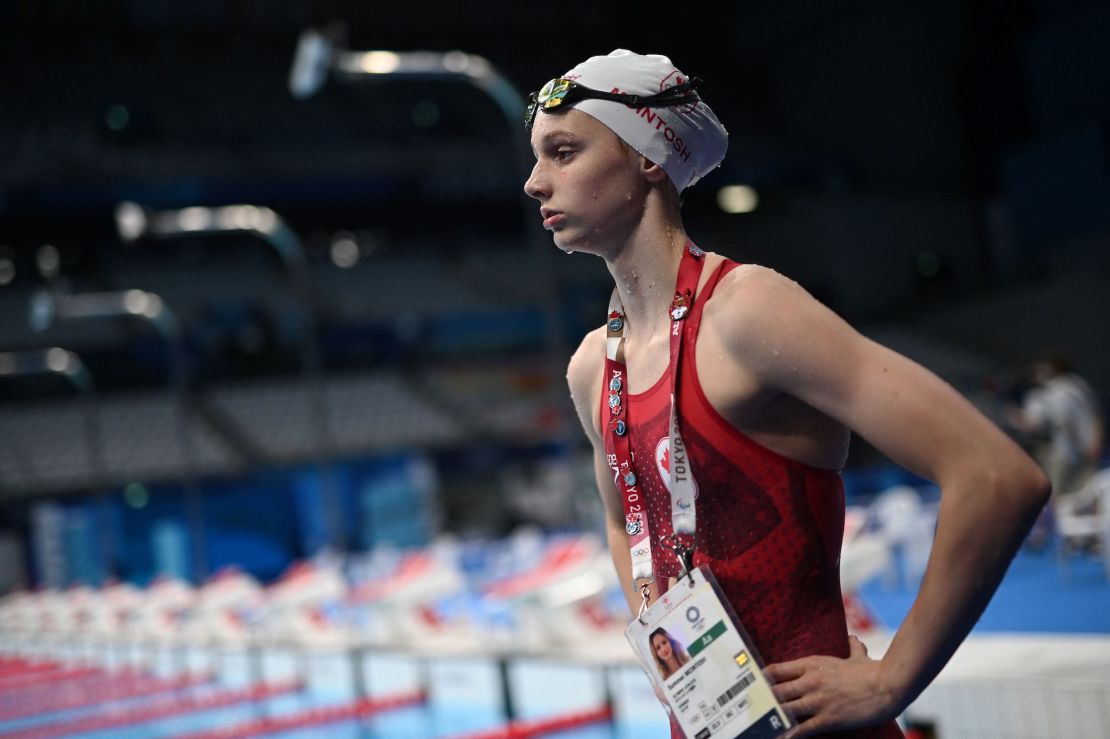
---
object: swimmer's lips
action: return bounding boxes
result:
[541,208,565,229]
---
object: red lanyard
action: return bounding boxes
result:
[604,242,705,597]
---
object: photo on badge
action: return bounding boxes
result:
[648,625,692,681]
[626,567,794,739]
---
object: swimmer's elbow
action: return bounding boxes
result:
[984,456,1051,516]
[1021,464,1052,510]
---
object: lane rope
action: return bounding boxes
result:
[5,679,303,739]
[174,689,427,739]
[0,670,213,721]
[447,705,614,739]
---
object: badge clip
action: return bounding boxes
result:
[636,580,652,624]
[661,534,696,584]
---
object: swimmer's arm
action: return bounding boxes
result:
[568,329,640,616]
[715,266,1050,736]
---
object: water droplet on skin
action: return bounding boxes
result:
[773,349,780,356]
[561,247,573,255]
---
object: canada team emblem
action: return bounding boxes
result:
[655,438,699,498]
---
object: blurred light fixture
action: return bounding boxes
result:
[116,202,148,242]
[357,51,401,74]
[36,244,60,280]
[123,288,164,319]
[330,233,360,268]
[175,207,213,232]
[0,347,91,390]
[216,204,273,231]
[44,347,72,373]
[290,29,499,103]
[290,29,336,99]
[30,289,174,334]
[717,185,759,214]
[116,202,284,242]
[339,49,490,80]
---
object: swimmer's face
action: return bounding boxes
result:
[524,109,652,255]
[652,632,673,661]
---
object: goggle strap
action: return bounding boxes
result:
[524,76,704,130]
[579,78,700,110]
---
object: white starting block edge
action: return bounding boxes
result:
[870,632,1110,738]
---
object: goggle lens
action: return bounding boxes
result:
[537,79,573,109]
[525,78,575,129]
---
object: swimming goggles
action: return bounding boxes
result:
[523,76,701,130]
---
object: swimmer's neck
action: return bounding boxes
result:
[604,227,690,343]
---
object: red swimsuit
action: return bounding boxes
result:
[606,259,904,738]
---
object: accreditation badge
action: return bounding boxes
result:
[626,566,793,739]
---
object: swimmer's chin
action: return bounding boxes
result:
[551,235,606,257]
[550,234,578,255]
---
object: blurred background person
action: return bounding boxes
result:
[1010,356,1105,550]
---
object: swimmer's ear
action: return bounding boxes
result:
[641,158,668,184]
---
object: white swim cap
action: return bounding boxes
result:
[559,49,728,192]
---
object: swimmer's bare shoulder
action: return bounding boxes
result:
[567,325,608,444]
[701,261,817,350]
[698,261,885,446]
[698,262,843,391]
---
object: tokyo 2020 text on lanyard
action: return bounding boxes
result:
[604,240,705,618]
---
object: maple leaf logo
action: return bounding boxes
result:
[655,437,699,499]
